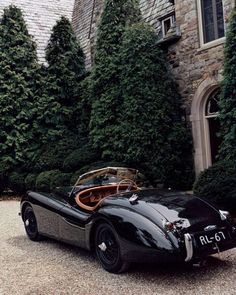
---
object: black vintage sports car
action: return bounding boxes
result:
[20,167,236,273]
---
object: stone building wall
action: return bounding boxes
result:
[72,0,235,174]
[72,0,175,67]
[0,0,75,62]
[170,0,234,113]
[169,0,234,173]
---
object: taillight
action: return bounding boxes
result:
[163,220,175,232]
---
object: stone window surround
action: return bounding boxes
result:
[190,77,221,175]
[197,0,226,49]
[161,14,175,38]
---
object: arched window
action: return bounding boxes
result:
[204,89,221,165]
[205,89,220,116]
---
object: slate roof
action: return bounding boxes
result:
[0,0,75,62]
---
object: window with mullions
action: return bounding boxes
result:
[201,0,225,43]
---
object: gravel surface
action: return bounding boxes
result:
[0,200,236,295]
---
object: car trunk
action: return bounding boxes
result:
[137,190,224,233]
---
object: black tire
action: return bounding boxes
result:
[95,223,129,273]
[23,206,41,241]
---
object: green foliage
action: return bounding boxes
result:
[8,171,27,194]
[63,143,98,171]
[0,174,6,194]
[36,170,59,192]
[25,173,37,190]
[117,23,193,187]
[36,16,86,143]
[88,2,193,188]
[89,0,141,157]
[50,172,72,190]
[219,8,236,159]
[0,161,8,193]
[0,6,41,166]
[34,135,80,172]
[193,160,236,213]
[36,170,72,191]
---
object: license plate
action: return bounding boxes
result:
[196,230,228,246]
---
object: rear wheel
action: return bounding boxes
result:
[95,223,129,273]
[23,206,41,241]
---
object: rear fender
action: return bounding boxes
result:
[96,206,180,261]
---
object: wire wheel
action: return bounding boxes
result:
[23,206,41,241]
[95,223,129,273]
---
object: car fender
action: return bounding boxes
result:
[94,206,181,263]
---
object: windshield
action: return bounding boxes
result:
[75,167,138,186]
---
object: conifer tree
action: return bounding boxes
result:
[38,16,85,142]
[117,23,192,185]
[89,0,141,158]
[219,7,236,160]
[0,5,40,166]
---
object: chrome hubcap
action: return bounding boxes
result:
[98,242,107,252]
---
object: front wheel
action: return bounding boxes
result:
[23,206,41,241]
[95,223,129,273]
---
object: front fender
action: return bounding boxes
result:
[97,206,181,263]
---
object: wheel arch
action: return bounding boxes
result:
[21,201,32,220]
[88,216,113,251]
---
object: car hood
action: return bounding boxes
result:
[103,189,224,233]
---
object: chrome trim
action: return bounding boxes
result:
[184,233,193,262]
[204,225,217,231]
[219,210,230,221]
[129,193,139,204]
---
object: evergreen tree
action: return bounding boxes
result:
[219,7,236,160]
[118,23,192,186]
[89,0,141,158]
[38,16,85,142]
[0,6,40,167]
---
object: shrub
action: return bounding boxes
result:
[193,160,236,213]
[0,174,6,194]
[25,173,38,191]
[219,7,236,160]
[37,16,86,141]
[34,135,79,172]
[36,170,60,192]
[8,171,27,194]
[89,0,140,158]
[63,144,98,171]
[0,6,41,165]
[113,23,193,187]
[50,172,72,190]
[36,170,72,192]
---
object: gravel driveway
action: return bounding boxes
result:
[0,200,236,295]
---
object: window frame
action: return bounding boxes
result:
[161,14,175,39]
[197,0,225,48]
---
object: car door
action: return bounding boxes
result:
[59,204,92,249]
[32,192,67,239]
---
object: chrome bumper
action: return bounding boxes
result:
[184,233,193,262]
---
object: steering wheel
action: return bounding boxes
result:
[116,179,138,194]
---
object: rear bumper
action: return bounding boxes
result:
[184,230,236,261]
[119,231,236,265]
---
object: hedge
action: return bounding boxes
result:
[193,160,236,212]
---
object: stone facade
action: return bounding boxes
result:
[72,0,235,174]
[0,0,75,62]
[72,0,175,67]
[171,0,234,174]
